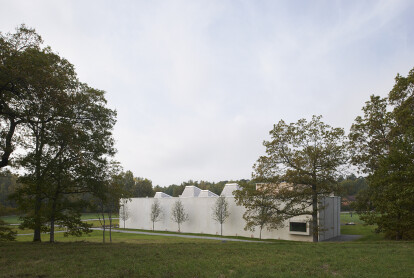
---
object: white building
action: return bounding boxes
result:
[123,183,340,241]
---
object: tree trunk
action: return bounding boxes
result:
[220,223,222,236]
[50,217,55,243]
[109,212,112,243]
[49,196,58,243]
[0,118,17,168]
[102,214,106,243]
[153,221,154,231]
[312,185,318,242]
[259,227,262,240]
[33,193,42,242]
[33,126,45,242]
[50,179,61,243]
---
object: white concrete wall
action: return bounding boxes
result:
[318,196,341,241]
[123,194,341,241]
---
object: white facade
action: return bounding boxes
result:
[123,184,340,241]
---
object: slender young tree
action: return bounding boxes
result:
[119,199,130,229]
[171,200,188,233]
[95,168,129,243]
[150,199,162,231]
[212,196,230,236]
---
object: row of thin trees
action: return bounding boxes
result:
[120,197,230,236]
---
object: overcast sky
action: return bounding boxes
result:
[1,0,413,186]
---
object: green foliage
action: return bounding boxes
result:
[337,174,368,197]
[336,175,368,211]
[0,25,43,168]
[0,218,16,241]
[117,171,154,197]
[246,115,347,241]
[351,68,414,240]
[235,184,285,239]
[94,167,131,243]
[2,25,117,242]
[0,170,20,210]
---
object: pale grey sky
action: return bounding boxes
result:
[1,0,413,186]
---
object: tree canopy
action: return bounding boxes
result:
[350,68,414,240]
[240,115,347,242]
[1,25,117,242]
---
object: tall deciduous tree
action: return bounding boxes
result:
[248,116,347,242]
[3,25,117,242]
[212,196,230,236]
[0,25,43,168]
[171,200,188,233]
[350,68,414,240]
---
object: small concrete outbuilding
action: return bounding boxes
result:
[123,183,340,241]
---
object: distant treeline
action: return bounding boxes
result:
[153,179,254,197]
[0,169,365,215]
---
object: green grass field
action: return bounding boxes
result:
[1,213,413,277]
[339,212,385,241]
[2,232,413,277]
[0,213,117,224]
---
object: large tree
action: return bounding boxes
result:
[3,25,117,242]
[247,116,347,242]
[350,68,414,240]
[0,25,70,169]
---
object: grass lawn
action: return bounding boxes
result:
[0,213,118,224]
[0,215,21,224]
[340,212,385,241]
[79,212,118,220]
[1,231,413,277]
[1,213,413,277]
[1,217,119,237]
